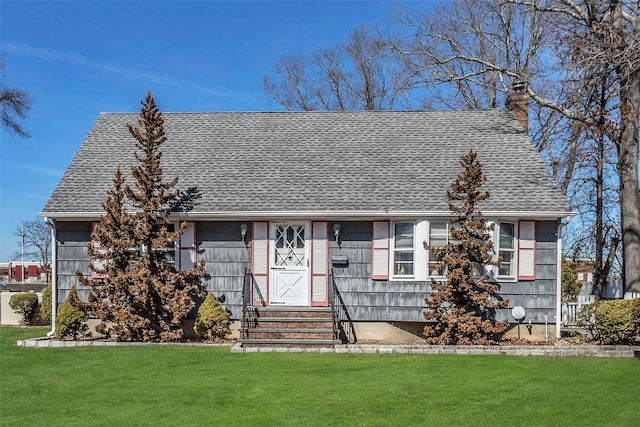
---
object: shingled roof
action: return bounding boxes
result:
[41,110,572,219]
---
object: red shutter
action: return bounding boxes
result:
[178,222,197,269]
[252,221,269,306]
[27,265,38,279]
[372,221,390,280]
[311,221,329,306]
[517,221,536,280]
[91,222,108,279]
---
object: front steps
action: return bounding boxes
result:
[239,306,342,348]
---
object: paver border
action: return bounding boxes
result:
[17,337,639,357]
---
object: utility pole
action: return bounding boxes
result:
[21,226,24,285]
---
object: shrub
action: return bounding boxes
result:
[576,302,599,339]
[9,292,39,325]
[594,299,640,345]
[561,258,581,303]
[194,293,231,341]
[40,284,52,321]
[55,286,88,340]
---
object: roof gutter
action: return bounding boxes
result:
[40,210,576,221]
[556,215,572,339]
[43,217,56,338]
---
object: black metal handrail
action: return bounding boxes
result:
[241,267,251,339]
[329,268,357,344]
[241,267,266,339]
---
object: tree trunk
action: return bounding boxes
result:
[595,237,620,300]
[618,69,640,292]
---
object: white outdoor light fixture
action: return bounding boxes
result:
[240,223,248,245]
[333,223,341,247]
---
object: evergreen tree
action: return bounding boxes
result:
[40,283,52,322]
[424,149,509,345]
[561,258,581,303]
[55,285,88,340]
[77,92,204,342]
[194,293,232,341]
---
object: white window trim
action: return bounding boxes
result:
[391,221,416,279]
[496,221,517,281]
[387,220,428,282]
[427,220,450,280]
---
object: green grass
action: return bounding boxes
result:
[1,327,639,426]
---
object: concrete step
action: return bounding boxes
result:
[245,317,334,329]
[242,306,339,347]
[247,328,335,340]
[239,338,342,348]
[248,306,332,319]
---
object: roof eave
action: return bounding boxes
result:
[40,210,576,221]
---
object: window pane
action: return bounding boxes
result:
[431,222,447,234]
[394,251,414,275]
[429,253,446,276]
[499,251,512,276]
[165,250,176,266]
[500,223,515,249]
[499,264,512,276]
[428,222,448,277]
[295,226,305,249]
[394,223,414,248]
[430,236,447,248]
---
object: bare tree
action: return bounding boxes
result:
[13,217,52,282]
[0,57,32,137]
[263,26,415,111]
[390,0,640,292]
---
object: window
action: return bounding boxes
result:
[91,221,197,276]
[428,221,449,277]
[393,222,414,277]
[163,223,177,267]
[498,222,516,277]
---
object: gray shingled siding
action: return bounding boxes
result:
[52,219,559,323]
[328,220,559,324]
[497,220,559,323]
[329,221,427,322]
[197,221,251,319]
[53,221,252,318]
[55,222,92,308]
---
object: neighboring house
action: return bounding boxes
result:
[574,259,597,284]
[0,262,47,284]
[40,94,572,340]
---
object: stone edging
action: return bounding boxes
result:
[231,343,640,357]
[16,337,233,348]
[17,337,640,357]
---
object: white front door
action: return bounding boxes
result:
[270,222,310,306]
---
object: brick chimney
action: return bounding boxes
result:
[505,80,529,132]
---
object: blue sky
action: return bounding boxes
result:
[0,1,437,261]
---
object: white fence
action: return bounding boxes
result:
[562,292,640,326]
[0,291,43,325]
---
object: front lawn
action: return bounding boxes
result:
[1,327,638,426]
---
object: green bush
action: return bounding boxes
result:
[55,286,88,340]
[561,258,581,303]
[194,293,231,341]
[594,299,640,345]
[9,292,40,325]
[576,302,599,339]
[40,284,52,321]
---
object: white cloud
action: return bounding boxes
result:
[4,43,234,97]
[21,164,65,177]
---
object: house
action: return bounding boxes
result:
[40,96,572,342]
[0,261,47,284]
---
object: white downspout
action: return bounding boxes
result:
[556,216,571,340]
[44,217,57,337]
